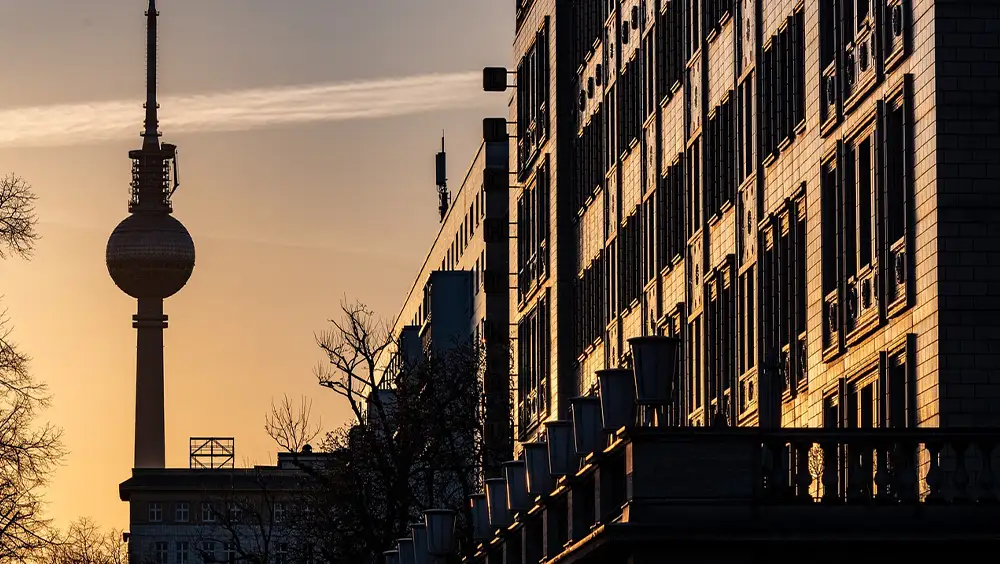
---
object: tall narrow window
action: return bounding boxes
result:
[688,315,703,422]
[688,0,701,56]
[761,7,806,161]
[687,140,702,236]
[516,19,550,174]
[739,77,754,183]
[517,298,549,437]
[821,151,841,355]
[885,82,912,313]
[791,195,807,389]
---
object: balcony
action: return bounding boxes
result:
[466,427,1000,563]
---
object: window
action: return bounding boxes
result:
[175,501,189,522]
[761,7,806,160]
[276,543,290,564]
[687,0,701,55]
[224,542,238,563]
[706,262,735,425]
[574,253,605,356]
[148,502,162,523]
[739,266,756,376]
[843,120,878,336]
[761,192,807,394]
[657,160,684,269]
[201,502,216,522]
[574,105,604,212]
[517,295,549,437]
[572,0,606,64]
[228,503,242,523]
[885,84,912,312]
[154,542,168,564]
[655,0,685,101]
[517,159,550,299]
[176,541,190,564]
[273,502,285,523]
[688,314,704,423]
[619,210,642,309]
[618,56,642,152]
[738,263,757,420]
[707,94,736,217]
[738,77,754,183]
[821,149,840,347]
[686,139,702,237]
[516,18,550,174]
[705,0,733,36]
[664,308,686,426]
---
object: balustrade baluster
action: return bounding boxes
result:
[846,438,867,504]
[925,441,944,504]
[821,439,840,504]
[873,437,891,503]
[978,439,997,504]
[794,441,813,502]
[896,440,919,503]
[953,441,970,503]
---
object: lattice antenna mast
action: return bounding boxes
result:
[130,0,180,213]
[436,133,450,222]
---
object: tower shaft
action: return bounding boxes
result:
[133,298,167,468]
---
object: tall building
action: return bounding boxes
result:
[386,125,513,470]
[106,0,195,469]
[504,0,1000,443]
[446,3,1000,560]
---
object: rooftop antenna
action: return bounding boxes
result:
[436,132,450,222]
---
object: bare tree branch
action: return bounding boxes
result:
[0,175,38,260]
[264,395,322,453]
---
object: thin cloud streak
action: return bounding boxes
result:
[0,72,488,148]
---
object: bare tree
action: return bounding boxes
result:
[191,468,306,564]
[0,175,65,562]
[295,299,501,563]
[0,174,38,260]
[264,395,322,453]
[31,517,127,564]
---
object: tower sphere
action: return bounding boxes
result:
[106,213,195,299]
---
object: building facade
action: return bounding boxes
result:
[508,0,1000,443]
[386,132,513,471]
[120,445,329,564]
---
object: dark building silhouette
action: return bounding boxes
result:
[385,127,513,472]
[106,0,194,469]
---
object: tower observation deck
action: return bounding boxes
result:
[106,0,195,469]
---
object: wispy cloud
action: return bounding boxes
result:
[0,72,489,148]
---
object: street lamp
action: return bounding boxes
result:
[424,509,457,557]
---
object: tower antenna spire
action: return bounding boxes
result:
[143,0,161,147]
[436,131,449,222]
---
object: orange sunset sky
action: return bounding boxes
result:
[0,0,512,531]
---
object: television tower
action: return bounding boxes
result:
[106,0,195,469]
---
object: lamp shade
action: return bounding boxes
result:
[570,396,604,456]
[523,442,553,496]
[397,539,415,564]
[424,509,457,556]
[410,523,428,564]
[502,460,530,512]
[544,421,577,476]
[597,368,637,431]
[383,550,400,564]
[485,477,512,530]
[628,336,680,405]
[468,493,490,540]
